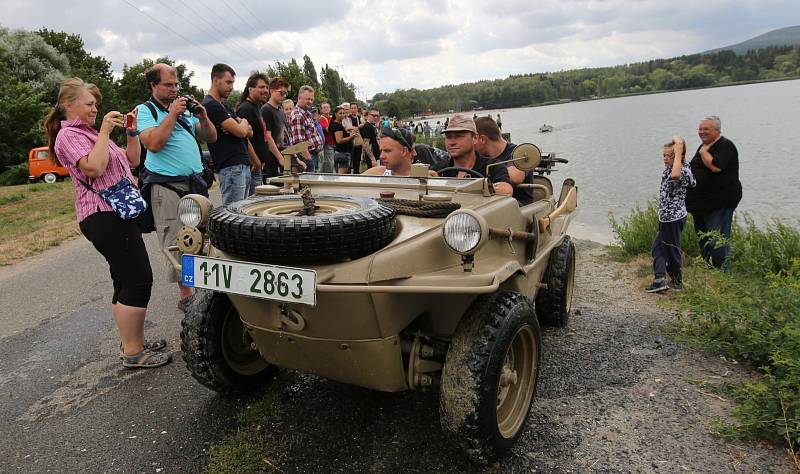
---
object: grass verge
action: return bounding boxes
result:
[205,377,294,474]
[0,181,80,266]
[610,201,800,468]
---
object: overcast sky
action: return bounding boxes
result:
[4,0,799,100]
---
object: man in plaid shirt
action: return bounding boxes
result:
[288,85,324,167]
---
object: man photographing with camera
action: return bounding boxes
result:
[137,63,217,311]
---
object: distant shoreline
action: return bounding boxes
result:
[409,76,800,119]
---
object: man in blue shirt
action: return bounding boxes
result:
[138,63,216,310]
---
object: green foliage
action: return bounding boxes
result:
[414,133,444,149]
[730,216,800,276]
[0,26,69,100]
[374,45,800,118]
[613,201,800,454]
[608,199,699,259]
[673,261,800,451]
[0,164,29,186]
[205,379,290,474]
[0,68,48,170]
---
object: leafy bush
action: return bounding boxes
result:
[731,216,800,276]
[0,163,30,186]
[609,199,699,259]
[674,261,800,453]
[611,203,800,461]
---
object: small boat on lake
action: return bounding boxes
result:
[539,124,553,133]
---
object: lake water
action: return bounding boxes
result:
[420,79,800,243]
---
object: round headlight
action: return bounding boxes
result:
[178,194,212,229]
[442,210,487,255]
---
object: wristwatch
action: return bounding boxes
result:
[126,130,140,137]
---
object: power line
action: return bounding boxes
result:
[193,0,263,65]
[166,0,262,64]
[121,0,225,63]
[221,0,262,34]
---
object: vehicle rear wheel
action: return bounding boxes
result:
[208,194,396,264]
[43,173,57,184]
[535,235,576,327]
[180,289,274,393]
[440,291,541,463]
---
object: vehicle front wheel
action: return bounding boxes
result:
[536,235,576,327]
[43,173,57,184]
[180,289,274,393]
[439,291,541,463]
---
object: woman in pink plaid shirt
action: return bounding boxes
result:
[44,78,171,369]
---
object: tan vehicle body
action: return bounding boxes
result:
[222,178,571,391]
[174,144,577,462]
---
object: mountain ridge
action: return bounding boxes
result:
[702,25,800,55]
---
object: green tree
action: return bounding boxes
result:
[36,29,120,121]
[0,26,69,101]
[302,54,319,85]
[0,65,48,171]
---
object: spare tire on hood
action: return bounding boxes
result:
[208,194,396,264]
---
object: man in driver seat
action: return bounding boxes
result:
[433,114,513,196]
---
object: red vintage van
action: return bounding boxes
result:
[28,147,69,183]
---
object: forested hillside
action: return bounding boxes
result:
[372,45,800,118]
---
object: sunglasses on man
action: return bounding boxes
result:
[381,127,413,150]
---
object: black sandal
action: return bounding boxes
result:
[121,348,172,369]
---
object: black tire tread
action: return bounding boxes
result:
[180,290,273,394]
[208,194,396,263]
[536,236,576,327]
[440,291,540,463]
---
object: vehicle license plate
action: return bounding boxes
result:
[181,255,316,306]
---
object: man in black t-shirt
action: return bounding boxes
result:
[236,72,270,193]
[360,107,381,168]
[685,115,742,270]
[202,63,257,205]
[474,116,533,205]
[260,77,292,174]
[433,114,512,195]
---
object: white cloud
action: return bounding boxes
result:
[2,0,798,98]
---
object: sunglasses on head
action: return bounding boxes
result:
[381,127,413,150]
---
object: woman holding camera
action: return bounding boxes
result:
[44,77,171,369]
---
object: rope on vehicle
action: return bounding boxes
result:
[378,198,460,218]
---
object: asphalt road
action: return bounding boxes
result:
[1,235,795,473]
[0,234,242,473]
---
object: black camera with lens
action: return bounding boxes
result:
[183,95,202,115]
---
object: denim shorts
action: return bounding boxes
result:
[334,151,351,170]
[219,164,251,206]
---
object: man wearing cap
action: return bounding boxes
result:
[434,114,513,196]
[474,116,533,205]
[363,127,415,176]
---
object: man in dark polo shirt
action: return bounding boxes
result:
[432,114,513,196]
[685,115,742,271]
[474,116,533,205]
[236,72,270,193]
[202,63,257,205]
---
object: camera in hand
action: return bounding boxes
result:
[183,96,201,115]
